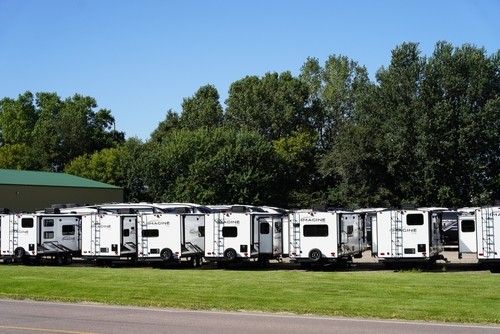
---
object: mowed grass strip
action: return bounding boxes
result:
[0,265,499,324]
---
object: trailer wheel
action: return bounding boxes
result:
[64,254,73,265]
[224,248,237,261]
[54,255,64,266]
[160,248,173,261]
[14,247,25,260]
[190,256,200,268]
[308,249,322,262]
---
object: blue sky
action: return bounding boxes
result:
[1,0,499,140]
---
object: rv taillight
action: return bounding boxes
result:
[380,253,385,256]
[479,253,484,256]
[422,252,427,257]
[331,252,336,256]
[175,252,179,255]
[291,252,296,256]
[244,252,248,257]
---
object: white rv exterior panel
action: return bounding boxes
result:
[476,206,499,261]
[289,210,340,262]
[81,213,137,258]
[373,209,443,261]
[458,211,477,254]
[204,207,285,263]
[137,213,182,261]
[38,215,81,254]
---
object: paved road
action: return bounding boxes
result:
[0,299,498,334]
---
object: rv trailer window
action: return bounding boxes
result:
[461,220,475,233]
[346,225,354,236]
[62,225,75,235]
[260,222,270,234]
[222,226,238,238]
[44,231,54,239]
[303,225,329,237]
[43,219,54,227]
[21,218,34,228]
[406,214,424,226]
[143,229,159,237]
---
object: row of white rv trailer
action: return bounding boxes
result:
[0,203,499,270]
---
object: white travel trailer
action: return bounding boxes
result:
[204,205,286,267]
[371,207,445,264]
[458,206,500,272]
[289,208,367,267]
[81,209,138,264]
[0,209,81,264]
[136,209,206,266]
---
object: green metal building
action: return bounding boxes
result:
[0,169,123,212]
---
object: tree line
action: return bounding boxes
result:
[1,42,499,209]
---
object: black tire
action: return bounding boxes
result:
[190,256,198,268]
[309,248,322,262]
[64,254,73,265]
[160,248,173,261]
[54,255,64,266]
[224,248,237,261]
[14,247,25,260]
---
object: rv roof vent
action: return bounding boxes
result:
[45,208,61,214]
[177,207,191,213]
[401,203,415,210]
[0,208,10,214]
[494,199,500,206]
[118,208,136,214]
[51,203,67,209]
[231,205,248,213]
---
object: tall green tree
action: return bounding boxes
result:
[141,127,285,206]
[65,138,146,201]
[374,42,426,205]
[0,91,125,171]
[180,84,223,130]
[299,55,379,207]
[419,42,500,206]
[0,91,37,146]
[225,71,311,140]
[150,109,181,143]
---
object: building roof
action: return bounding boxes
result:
[0,169,121,189]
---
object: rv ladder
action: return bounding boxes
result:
[390,211,404,258]
[9,215,19,254]
[291,214,301,256]
[481,207,496,258]
[140,216,149,257]
[91,214,101,256]
[213,212,224,257]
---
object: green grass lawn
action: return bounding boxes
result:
[1,264,499,324]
